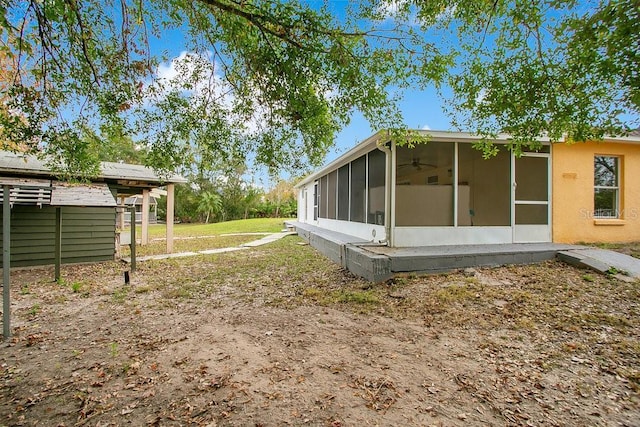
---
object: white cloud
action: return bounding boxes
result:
[155,52,186,82]
[377,0,406,18]
[475,88,488,105]
[148,51,230,103]
[377,1,457,26]
[421,124,431,130]
[376,0,424,26]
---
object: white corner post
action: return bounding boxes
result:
[141,189,150,245]
[119,196,126,230]
[166,184,175,254]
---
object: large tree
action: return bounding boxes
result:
[0,0,637,174]
[388,0,639,152]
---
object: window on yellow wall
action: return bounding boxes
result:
[594,156,620,218]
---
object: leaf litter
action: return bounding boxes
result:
[0,237,639,426]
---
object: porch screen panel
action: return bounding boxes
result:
[368,149,386,225]
[350,155,366,223]
[515,204,548,224]
[337,165,349,220]
[457,144,511,226]
[327,170,337,219]
[313,184,318,220]
[319,175,328,218]
[515,156,549,225]
[395,143,454,226]
[515,157,548,202]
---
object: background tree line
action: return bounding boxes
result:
[98,139,296,223]
[158,176,297,224]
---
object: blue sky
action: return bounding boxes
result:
[327,87,452,163]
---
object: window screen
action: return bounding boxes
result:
[350,155,366,223]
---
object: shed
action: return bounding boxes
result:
[0,179,117,267]
[0,152,187,340]
[0,151,187,267]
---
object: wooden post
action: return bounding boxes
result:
[166,184,175,254]
[119,196,126,230]
[3,185,10,340]
[54,207,62,281]
[141,189,150,245]
[130,206,136,273]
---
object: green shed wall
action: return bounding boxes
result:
[0,206,115,267]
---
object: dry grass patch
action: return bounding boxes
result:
[2,236,639,427]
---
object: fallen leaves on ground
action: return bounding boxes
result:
[1,237,639,426]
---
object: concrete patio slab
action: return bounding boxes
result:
[287,221,598,282]
[558,248,640,279]
[369,243,583,275]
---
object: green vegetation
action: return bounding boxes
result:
[70,282,83,293]
[2,1,636,177]
[174,218,287,236]
[120,234,258,258]
[27,303,41,318]
[109,342,119,358]
[157,175,298,225]
[112,287,130,304]
[133,218,288,239]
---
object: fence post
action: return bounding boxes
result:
[3,185,11,340]
[130,206,136,273]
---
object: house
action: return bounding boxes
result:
[552,132,640,244]
[0,151,187,268]
[294,130,640,248]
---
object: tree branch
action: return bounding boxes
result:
[66,0,100,86]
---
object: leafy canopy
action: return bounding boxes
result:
[0,0,637,175]
[1,0,439,175]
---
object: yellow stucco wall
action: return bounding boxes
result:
[553,141,640,243]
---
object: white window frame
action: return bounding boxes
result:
[594,155,620,219]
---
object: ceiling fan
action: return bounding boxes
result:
[397,158,436,171]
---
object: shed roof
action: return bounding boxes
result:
[0,180,116,207]
[0,151,187,185]
[50,182,116,207]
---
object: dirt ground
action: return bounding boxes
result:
[1,237,639,426]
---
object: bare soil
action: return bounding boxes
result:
[1,237,639,426]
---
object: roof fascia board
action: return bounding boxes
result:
[295,130,390,188]
[598,136,640,144]
[295,130,554,188]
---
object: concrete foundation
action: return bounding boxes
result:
[288,221,584,282]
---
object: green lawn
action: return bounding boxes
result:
[129,217,291,239]
[120,218,292,256]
